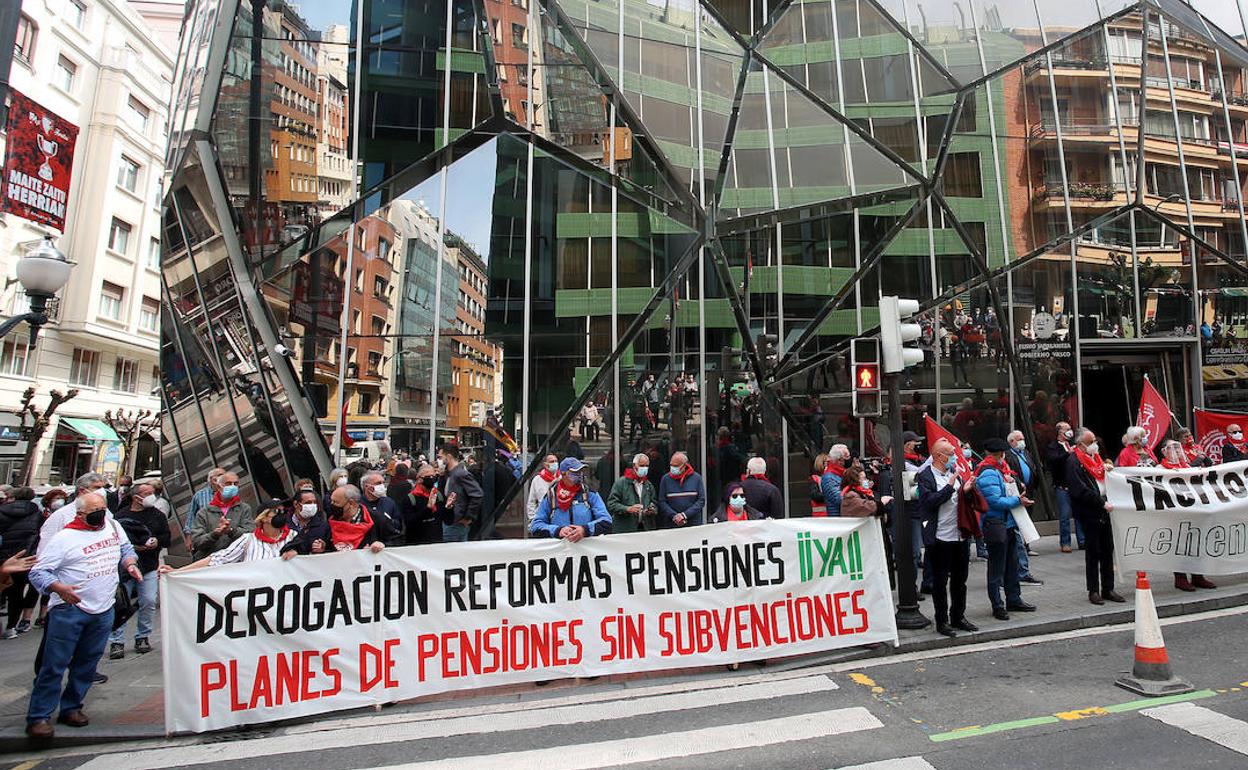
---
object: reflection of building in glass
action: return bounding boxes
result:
[317,24,353,215]
[164,0,1248,534]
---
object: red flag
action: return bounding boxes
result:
[925,415,972,482]
[339,400,354,449]
[1135,377,1171,452]
[1194,408,1248,464]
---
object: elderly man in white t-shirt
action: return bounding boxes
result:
[37,472,109,559]
[25,492,140,739]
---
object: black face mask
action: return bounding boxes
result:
[269,512,289,529]
[85,509,106,528]
[420,477,435,489]
[328,503,345,518]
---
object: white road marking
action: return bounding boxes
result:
[835,758,938,770]
[72,677,838,770]
[362,708,883,770]
[1142,702,1248,756]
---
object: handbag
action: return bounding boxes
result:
[109,521,138,630]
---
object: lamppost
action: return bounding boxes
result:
[0,237,72,345]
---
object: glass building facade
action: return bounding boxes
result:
[161,0,1248,532]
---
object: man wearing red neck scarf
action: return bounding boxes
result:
[1064,427,1125,606]
[26,493,141,738]
[1177,429,1208,467]
[974,438,1036,620]
[189,472,254,562]
[730,456,783,519]
[607,454,656,533]
[327,485,385,553]
[1223,423,1248,463]
[531,458,610,539]
[658,452,706,527]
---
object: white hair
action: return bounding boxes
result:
[829,444,850,462]
[747,456,768,475]
[1126,425,1147,444]
[632,453,649,466]
[1007,430,1024,442]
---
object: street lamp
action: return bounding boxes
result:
[1,237,72,345]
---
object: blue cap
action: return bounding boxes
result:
[559,457,586,474]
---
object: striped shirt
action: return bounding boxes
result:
[208,529,297,566]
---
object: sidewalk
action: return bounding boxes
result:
[0,534,1243,752]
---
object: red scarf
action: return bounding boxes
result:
[1075,446,1106,481]
[1182,441,1201,462]
[413,484,437,511]
[823,462,844,478]
[554,482,580,511]
[254,526,290,544]
[1160,457,1189,470]
[847,484,874,499]
[741,473,768,481]
[209,491,237,513]
[538,467,559,483]
[670,464,694,482]
[975,455,1014,482]
[904,452,922,463]
[328,509,374,550]
[624,468,647,482]
[726,503,749,522]
[65,518,107,532]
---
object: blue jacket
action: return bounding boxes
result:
[975,465,1019,528]
[531,489,611,538]
[819,468,843,517]
[657,471,706,527]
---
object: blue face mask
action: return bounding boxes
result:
[546,462,558,473]
[670,466,682,476]
[221,485,239,499]
[565,471,584,486]
[729,495,746,508]
[635,466,648,478]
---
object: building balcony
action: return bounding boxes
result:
[1028,121,1122,145]
[1034,182,1123,206]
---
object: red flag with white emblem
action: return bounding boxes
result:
[1136,376,1171,452]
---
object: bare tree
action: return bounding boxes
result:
[104,408,161,477]
[15,387,79,485]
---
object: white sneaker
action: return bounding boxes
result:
[1,628,17,640]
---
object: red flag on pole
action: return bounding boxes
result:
[925,415,972,482]
[339,400,354,449]
[1194,408,1248,464]
[1136,376,1171,452]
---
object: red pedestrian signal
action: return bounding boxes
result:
[855,363,878,392]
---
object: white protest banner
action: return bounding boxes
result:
[161,518,897,734]
[1106,462,1248,575]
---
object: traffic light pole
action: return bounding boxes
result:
[889,372,930,630]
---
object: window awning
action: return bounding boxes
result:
[60,418,120,442]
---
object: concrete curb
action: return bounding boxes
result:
[3,586,1245,755]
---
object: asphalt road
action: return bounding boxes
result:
[6,606,1248,770]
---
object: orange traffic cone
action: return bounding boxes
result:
[1115,572,1193,697]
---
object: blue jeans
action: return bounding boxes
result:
[28,604,114,724]
[986,527,1023,610]
[1055,488,1085,548]
[1016,536,1032,580]
[442,522,469,542]
[109,571,157,644]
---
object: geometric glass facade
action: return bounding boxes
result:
[162,0,1248,532]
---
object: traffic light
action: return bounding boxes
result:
[851,337,881,417]
[880,295,924,374]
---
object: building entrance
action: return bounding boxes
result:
[1078,342,1194,458]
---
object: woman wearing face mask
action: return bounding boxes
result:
[710,484,763,523]
[283,489,332,556]
[607,454,657,532]
[839,466,883,518]
[163,501,297,571]
[1158,441,1218,593]
[402,465,444,546]
[190,472,255,561]
[1116,426,1157,468]
[531,458,611,540]
[526,454,561,525]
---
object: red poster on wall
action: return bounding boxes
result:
[2,90,78,231]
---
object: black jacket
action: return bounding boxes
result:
[386,479,413,508]
[401,485,442,545]
[443,464,483,526]
[283,511,332,555]
[1046,441,1072,487]
[1003,449,1038,495]
[1064,453,1107,521]
[1223,443,1248,463]
[362,495,404,546]
[0,500,41,559]
[915,466,959,547]
[115,505,172,574]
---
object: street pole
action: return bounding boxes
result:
[889,372,929,630]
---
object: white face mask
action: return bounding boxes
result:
[1064,430,1073,440]
[299,503,318,517]
[1086,442,1099,456]
[546,462,558,473]
[372,484,387,498]
[1012,441,1025,450]
[48,499,65,511]
[861,480,872,489]
[141,494,158,508]
[335,476,348,487]
[1233,432,1244,441]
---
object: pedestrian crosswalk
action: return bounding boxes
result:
[1142,702,1248,757]
[71,675,879,770]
